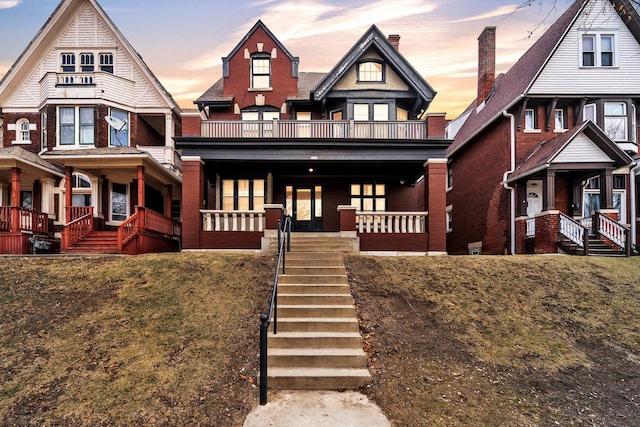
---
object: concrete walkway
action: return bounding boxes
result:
[243,390,391,427]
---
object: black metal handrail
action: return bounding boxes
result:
[259,215,291,405]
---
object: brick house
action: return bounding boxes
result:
[0,0,182,254]
[447,0,638,256]
[177,21,450,254]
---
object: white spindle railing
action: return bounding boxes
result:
[356,212,427,233]
[201,120,427,140]
[201,210,265,232]
[526,217,535,237]
[559,213,585,247]
[579,216,593,234]
[598,214,627,249]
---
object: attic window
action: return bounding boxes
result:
[61,53,75,72]
[357,60,384,82]
[251,53,271,89]
[581,33,616,67]
[100,53,114,73]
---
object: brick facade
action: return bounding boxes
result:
[181,157,204,249]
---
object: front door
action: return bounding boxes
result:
[527,180,543,217]
[286,185,323,231]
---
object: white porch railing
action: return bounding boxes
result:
[559,213,586,247]
[356,211,427,233]
[598,214,627,249]
[526,217,535,237]
[201,120,428,140]
[579,216,593,233]
[201,210,265,232]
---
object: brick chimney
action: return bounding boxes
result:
[388,34,400,51]
[477,26,496,105]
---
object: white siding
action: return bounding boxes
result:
[4,1,169,110]
[529,0,640,94]
[553,132,612,163]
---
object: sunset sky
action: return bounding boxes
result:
[0,0,573,117]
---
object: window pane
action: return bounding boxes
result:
[604,117,627,141]
[373,104,389,121]
[253,58,270,74]
[263,111,280,121]
[254,180,265,196]
[604,102,625,115]
[363,198,374,211]
[375,184,386,196]
[554,109,564,129]
[252,75,270,88]
[237,197,249,210]
[110,109,128,146]
[351,198,361,209]
[286,186,293,217]
[375,198,386,211]
[79,107,94,145]
[363,184,373,196]
[222,180,234,197]
[354,104,369,121]
[525,109,535,129]
[582,36,594,51]
[397,108,408,121]
[584,104,596,122]
[296,189,311,221]
[297,112,311,121]
[60,107,75,145]
[351,184,360,196]
[241,112,259,121]
[315,186,322,218]
[111,183,127,221]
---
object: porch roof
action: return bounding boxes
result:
[507,121,634,182]
[0,146,64,177]
[176,138,449,162]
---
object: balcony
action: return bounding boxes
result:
[201,120,428,140]
[40,72,135,104]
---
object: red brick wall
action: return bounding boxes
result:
[534,212,559,254]
[223,26,298,111]
[182,114,201,136]
[359,233,428,252]
[135,114,164,146]
[2,112,41,152]
[426,114,446,138]
[425,160,447,253]
[447,118,511,254]
[181,158,204,249]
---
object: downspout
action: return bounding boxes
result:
[631,160,639,248]
[502,110,516,255]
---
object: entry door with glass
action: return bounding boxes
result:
[286,185,323,231]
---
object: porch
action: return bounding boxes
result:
[0,206,57,254]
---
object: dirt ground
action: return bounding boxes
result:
[345,255,640,426]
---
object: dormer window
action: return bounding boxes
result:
[357,60,384,82]
[251,53,271,89]
[61,53,75,72]
[80,53,94,72]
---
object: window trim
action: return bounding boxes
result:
[99,53,114,73]
[446,205,453,232]
[350,183,386,212]
[356,59,385,83]
[80,53,94,72]
[603,101,628,142]
[554,108,567,132]
[221,178,266,211]
[12,118,32,145]
[109,182,129,223]
[250,53,271,90]
[57,106,95,147]
[580,33,617,68]
[60,53,76,72]
[524,108,540,132]
[109,108,129,147]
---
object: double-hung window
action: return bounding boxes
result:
[524,108,537,130]
[554,109,566,131]
[581,34,616,67]
[59,106,95,146]
[251,54,271,89]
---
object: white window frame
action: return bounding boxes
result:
[12,118,33,145]
[250,54,271,89]
[99,53,114,73]
[580,33,617,67]
[57,106,95,147]
[357,60,384,82]
[554,109,566,131]
[41,112,47,151]
[583,103,597,123]
[60,53,76,72]
[446,205,453,232]
[80,53,94,72]
[524,108,539,132]
[604,101,628,141]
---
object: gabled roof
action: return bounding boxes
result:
[508,121,633,182]
[0,0,180,112]
[223,20,298,64]
[0,147,65,176]
[448,0,640,157]
[311,25,436,111]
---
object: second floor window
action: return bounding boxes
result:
[554,109,566,130]
[604,101,627,141]
[18,119,30,142]
[109,108,129,146]
[524,108,537,130]
[59,106,94,146]
[251,54,271,89]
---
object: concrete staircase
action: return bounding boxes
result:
[267,233,371,390]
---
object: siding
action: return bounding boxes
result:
[552,132,612,162]
[333,49,409,91]
[530,0,640,94]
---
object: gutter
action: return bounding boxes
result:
[502,110,516,255]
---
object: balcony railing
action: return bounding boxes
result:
[201,210,265,232]
[356,211,427,233]
[201,120,428,140]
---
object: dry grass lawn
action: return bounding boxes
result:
[0,253,638,426]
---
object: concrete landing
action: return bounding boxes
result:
[243,390,391,427]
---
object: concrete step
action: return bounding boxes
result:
[268,332,363,349]
[278,294,354,305]
[268,348,367,368]
[266,367,372,390]
[281,266,347,275]
[283,258,345,268]
[284,251,344,260]
[271,317,359,333]
[278,275,348,285]
[277,305,355,318]
[278,283,352,295]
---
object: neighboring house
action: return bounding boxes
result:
[177,21,450,254]
[447,0,639,256]
[0,0,182,254]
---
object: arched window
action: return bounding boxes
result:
[13,119,31,144]
[357,60,384,82]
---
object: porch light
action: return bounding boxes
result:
[309,168,314,173]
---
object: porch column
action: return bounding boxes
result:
[90,176,100,217]
[10,168,21,232]
[65,166,73,208]
[600,168,614,210]
[543,170,556,210]
[165,184,173,217]
[10,167,21,207]
[516,181,527,217]
[571,180,583,217]
[424,159,447,254]
[137,165,145,207]
[182,156,204,249]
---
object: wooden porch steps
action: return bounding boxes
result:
[267,236,370,390]
[65,231,119,254]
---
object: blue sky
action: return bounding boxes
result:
[0,0,572,116]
